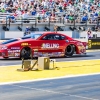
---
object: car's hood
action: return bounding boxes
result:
[75,40,87,47]
[68,39,87,47]
[0,38,36,45]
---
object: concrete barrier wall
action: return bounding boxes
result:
[33,31,72,37]
[5,31,24,39]
[4,31,84,40]
[0,22,100,39]
[0,31,96,43]
[2,31,88,42]
[0,31,88,44]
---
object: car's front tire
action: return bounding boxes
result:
[64,45,75,57]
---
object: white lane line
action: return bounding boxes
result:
[10,84,99,100]
[0,73,100,85]
[57,59,100,62]
[0,65,21,67]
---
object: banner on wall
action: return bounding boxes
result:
[88,38,100,49]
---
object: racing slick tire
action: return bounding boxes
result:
[3,57,8,59]
[64,45,75,57]
[20,47,32,59]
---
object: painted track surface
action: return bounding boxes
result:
[0,74,100,100]
[0,51,100,66]
[0,51,100,100]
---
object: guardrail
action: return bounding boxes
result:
[0,15,99,40]
[2,16,100,32]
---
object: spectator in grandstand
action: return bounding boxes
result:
[36,12,41,23]
[42,0,49,9]
[87,28,92,38]
[0,0,99,25]
[68,12,74,23]
[31,8,37,16]
[41,13,47,22]
[81,13,88,23]
[22,9,29,19]
[5,13,15,23]
[6,7,12,13]
[0,2,8,9]
[92,9,98,19]
[45,9,51,17]
[98,1,100,6]
[65,13,69,23]
[1,8,6,13]
[58,3,63,12]
[50,11,56,22]
[89,13,97,23]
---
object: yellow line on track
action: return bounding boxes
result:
[0,59,100,83]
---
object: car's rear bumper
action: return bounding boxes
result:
[0,50,8,58]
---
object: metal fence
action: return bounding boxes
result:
[2,16,100,32]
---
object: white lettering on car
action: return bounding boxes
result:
[42,43,59,49]
[11,47,20,50]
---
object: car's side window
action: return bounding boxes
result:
[60,35,66,40]
[42,34,53,40]
[42,34,65,40]
[42,36,48,40]
[47,35,54,40]
[54,35,60,40]
[42,34,55,40]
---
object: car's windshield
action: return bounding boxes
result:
[1,33,42,44]
[22,33,42,39]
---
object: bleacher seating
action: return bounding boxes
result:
[0,0,99,40]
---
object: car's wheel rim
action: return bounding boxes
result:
[21,48,31,59]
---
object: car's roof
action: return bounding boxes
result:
[26,32,66,37]
[31,32,63,35]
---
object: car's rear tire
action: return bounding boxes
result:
[20,47,32,59]
[3,57,8,59]
[64,45,75,57]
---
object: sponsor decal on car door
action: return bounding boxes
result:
[40,35,66,56]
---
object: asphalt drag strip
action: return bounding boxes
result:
[0,50,100,66]
[0,74,100,100]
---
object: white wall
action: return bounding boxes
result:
[5,31,24,39]
[3,31,100,43]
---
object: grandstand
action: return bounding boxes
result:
[0,0,100,40]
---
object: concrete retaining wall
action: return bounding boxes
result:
[0,22,100,40]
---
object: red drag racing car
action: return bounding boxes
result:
[0,32,86,59]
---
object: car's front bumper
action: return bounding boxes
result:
[77,46,86,54]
